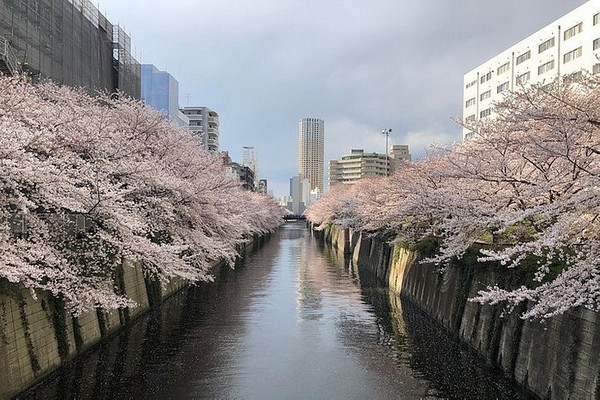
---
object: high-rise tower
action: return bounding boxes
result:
[298,118,324,192]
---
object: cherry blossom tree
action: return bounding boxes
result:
[306,75,600,318]
[0,76,284,314]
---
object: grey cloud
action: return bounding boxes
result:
[99,0,588,196]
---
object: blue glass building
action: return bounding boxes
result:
[140,64,187,127]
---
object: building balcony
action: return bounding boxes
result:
[207,127,218,137]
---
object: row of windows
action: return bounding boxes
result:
[465,81,510,108]
[466,79,477,89]
[468,65,600,122]
[469,40,592,91]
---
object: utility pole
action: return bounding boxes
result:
[381,128,392,176]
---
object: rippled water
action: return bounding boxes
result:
[19,223,533,399]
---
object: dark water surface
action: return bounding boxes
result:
[18,223,533,400]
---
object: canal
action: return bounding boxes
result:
[18,223,533,399]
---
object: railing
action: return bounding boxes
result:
[283,214,306,221]
[0,36,21,75]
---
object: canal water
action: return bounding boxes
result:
[18,223,533,400]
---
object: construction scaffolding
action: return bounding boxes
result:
[0,0,140,97]
[0,35,21,75]
[112,25,140,99]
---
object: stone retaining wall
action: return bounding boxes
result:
[0,235,267,400]
[319,225,600,400]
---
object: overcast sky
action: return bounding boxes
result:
[97,0,587,197]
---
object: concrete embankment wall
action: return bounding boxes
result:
[320,226,600,400]
[0,236,267,400]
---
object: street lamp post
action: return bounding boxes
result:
[381,128,392,176]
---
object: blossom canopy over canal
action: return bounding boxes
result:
[307,75,600,319]
[0,77,285,313]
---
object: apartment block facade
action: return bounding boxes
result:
[463,0,600,139]
[180,106,220,152]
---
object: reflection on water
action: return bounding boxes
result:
[18,223,532,400]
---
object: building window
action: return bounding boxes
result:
[595,13,600,26]
[564,71,583,84]
[516,50,531,65]
[465,97,476,107]
[497,81,509,93]
[538,37,555,53]
[564,22,583,40]
[480,90,491,101]
[497,62,510,75]
[594,64,600,75]
[594,38,600,51]
[465,114,476,122]
[516,71,531,84]
[563,47,582,63]
[465,79,477,89]
[480,71,492,83]
[480,108,491,118]
[538,60,555,75]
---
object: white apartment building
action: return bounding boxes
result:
[463,0,600,139]
[180,106,220,152]
[298,118,324,192]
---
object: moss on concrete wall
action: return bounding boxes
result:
[325,225,600,400]
[0,234,269,400]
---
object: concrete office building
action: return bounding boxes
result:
[141,64,188,127]
[288,176,310,215]
[389,144,412,170]
[0,0,140,98]
[329,146,412,185]
[329,149,389,185]
[180,106,220,152]
[242,146,258,183]
[463,0,600,139]
[298,118,324,192]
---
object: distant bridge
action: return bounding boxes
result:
[282,214,306,221]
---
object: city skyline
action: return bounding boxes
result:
[93,0,588,197]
